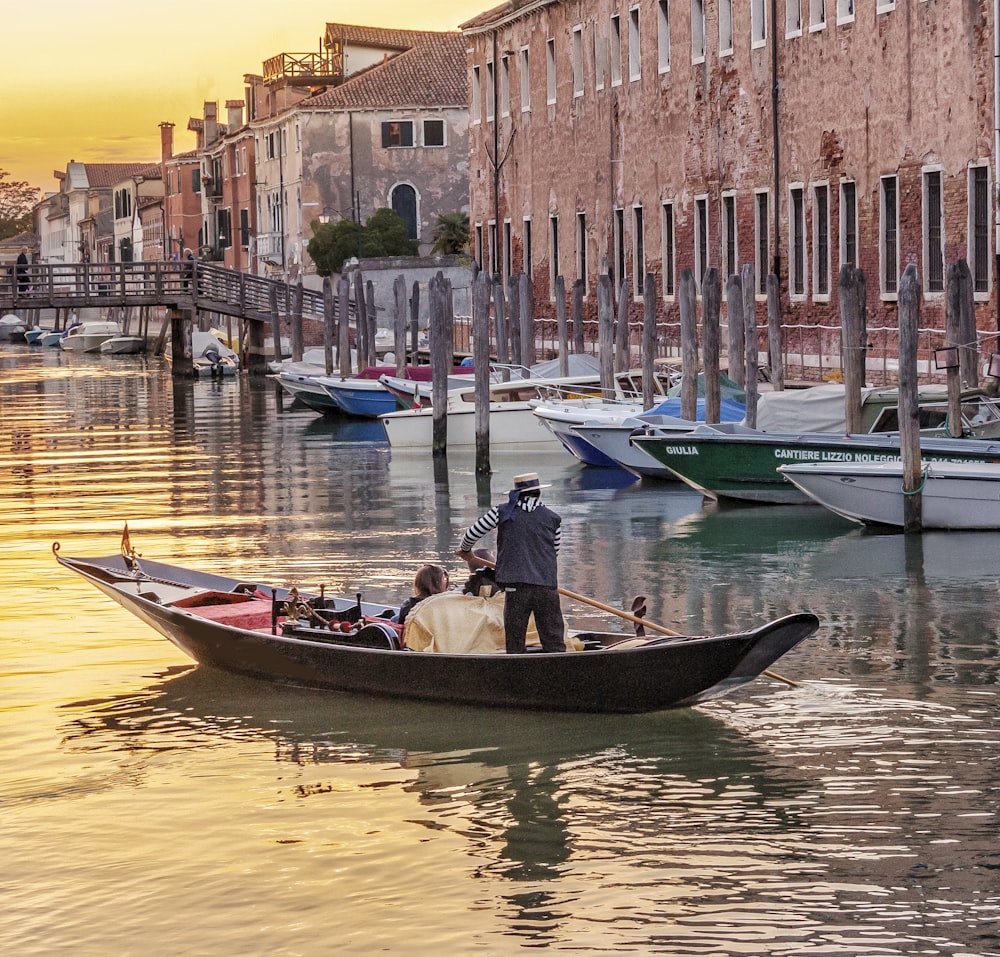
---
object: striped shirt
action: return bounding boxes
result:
[460,496,561,553]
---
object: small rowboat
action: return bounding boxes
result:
[54,533,818,714]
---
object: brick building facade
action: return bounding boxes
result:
[462,0,997,364]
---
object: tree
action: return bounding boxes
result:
[307,208,418,277]
[432,212,470,255]
[0,169,39,241]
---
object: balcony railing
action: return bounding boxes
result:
[262,50,344,86]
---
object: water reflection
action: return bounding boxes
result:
[5,347,1000,955]
[56,666,1000,953]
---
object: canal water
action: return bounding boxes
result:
[1,343,998,956]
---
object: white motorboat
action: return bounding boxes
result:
[569,400,747,479]
[530,369,686,467]
[0,314,27,342]
[60,320,122,352]
[778,460,1000,529]
[379,373,605,448]
[100,335,146,355]
[164,331,239,377]
[23,325,50,345]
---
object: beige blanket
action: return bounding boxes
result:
[404,592,579,654]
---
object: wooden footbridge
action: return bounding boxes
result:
[0,261,353,376]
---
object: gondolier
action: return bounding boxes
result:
[457,472,566,654]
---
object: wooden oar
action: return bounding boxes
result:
[460,553,797,687]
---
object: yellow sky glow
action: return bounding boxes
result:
[2,0,486,195]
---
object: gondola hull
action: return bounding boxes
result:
[55,548,818,714]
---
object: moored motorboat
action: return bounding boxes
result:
[778,459,1000,529]
[54,533,818,714]
[632,423,1000,504]
[0,314,27,342]
[60,320,122,353]
[100,335,146,355]
[164,330,239,376]
[23,325,50,345]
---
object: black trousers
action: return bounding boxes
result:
[503,583,565,654]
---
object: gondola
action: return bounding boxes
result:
[53,533,819,714]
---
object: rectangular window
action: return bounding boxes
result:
[550,215,560,295]
[523,217,533,277]
[572,26,585,96]
[971,165,991,294]
[837,0,854,24]
[813,183,830,296]
[192,169,201,194]
[486,60,496,121]
[577,212,588,290]
[719,0,734,54]
[755,191,769,294]
[610,15,623,86]
[594,25,607,90]
[475,223,484,270]
[546,39,557,104]
[633,205,645,292]
[786,0,802,35]
[752,0,767,46]
[692,0,706,62]
[877,0,896,12]
[240,208,250,247]
[810,0,826,29]
[629,8,641,80]
[923,169,944,293]
[381,121,414,148]
[661,201,676,297]
[423,119,445,147]
[695,196,709,288]
[472,66,482,123]
[841,180,857,268]
[500,56,511,116]
[614,208,626,289]
[489,221,498,276]
[722,193,737,278]
[657,0,671,72]
[217,208,232,249]
[520,48,531,112]
[880,175,899,296]
[504,220,512,280]
[790,185,806,296]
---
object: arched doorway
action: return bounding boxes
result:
[391,184,418,241]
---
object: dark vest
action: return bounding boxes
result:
[495,502,560,587]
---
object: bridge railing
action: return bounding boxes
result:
[0,261,345,323]
[0,261,192,307]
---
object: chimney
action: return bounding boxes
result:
[226,99,244,130]
[159,122,175,161]
[204,101,218,146]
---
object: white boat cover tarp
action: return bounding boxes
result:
[754,384,873,433]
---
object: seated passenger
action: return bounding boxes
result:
[461,548,500,598]
[397,564,449,626]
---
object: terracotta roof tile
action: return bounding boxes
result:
[460,0,555,32]
[83,163,158,188]
[304,30,466,110]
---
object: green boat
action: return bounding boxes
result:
[631,423,1000,504]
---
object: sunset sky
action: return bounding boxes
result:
[2,0,486,197]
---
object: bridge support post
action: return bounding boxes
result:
[245,318,268,376]
[168,308,195,378]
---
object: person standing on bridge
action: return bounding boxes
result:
[183,248,195,291]
[15,248,29,295]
